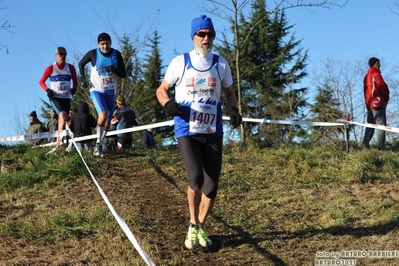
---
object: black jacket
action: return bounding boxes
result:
[69,102,97,137]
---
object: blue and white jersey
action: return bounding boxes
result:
[164,50,233,138]
[90,48,118,93]
[49,63,73,99]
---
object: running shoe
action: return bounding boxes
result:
[184,225,199,249]
[198,227,212,247]
[93,143,104,158]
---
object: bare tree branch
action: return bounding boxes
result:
[0,3,16,52]
[388,1,399,15]
[274,0,348,11]
[201,0,348,142]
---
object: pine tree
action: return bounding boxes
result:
[215,0,308,144]
[248,3,308,143]
[134,31,162,124]
[309,83,344,144]
[117,33,141,99]
[130,31,174,144]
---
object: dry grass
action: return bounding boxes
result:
[1,144,399,265]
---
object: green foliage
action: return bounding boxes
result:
[0,144,94,192]
[1,208,112,241]
[216,144,399,236]
[133,30,175,140]
[216,0,309,143]
[308,82,345,143]
[1,144,399,264]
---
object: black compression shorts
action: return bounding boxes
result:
[50,97,71,115]
[177,135,223,199]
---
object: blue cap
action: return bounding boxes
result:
[191,15,214,39]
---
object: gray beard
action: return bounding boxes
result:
[194,43,213,56]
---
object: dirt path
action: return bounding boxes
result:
[1,152,257,265]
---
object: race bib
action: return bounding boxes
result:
[101,75,116,91]
[189,102,217,134]
[58,82,70,93]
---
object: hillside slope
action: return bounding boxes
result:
[1,146,399,265]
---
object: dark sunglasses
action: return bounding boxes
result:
[196,31,215,38]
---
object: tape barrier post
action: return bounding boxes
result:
[344,114,351,152]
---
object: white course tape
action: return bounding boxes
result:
[0,117,346,144]
[64,129,156,266]
[337,119,399,133]
[0,130,67,143]
[7,116,397,144]
[239,117,345,126]
[0,120,175,144]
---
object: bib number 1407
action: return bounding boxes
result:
[192,111,215,125]
[189,102,217,134]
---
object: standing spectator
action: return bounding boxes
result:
[111,95,139,149]
[45,110,58,142]
[39,46,78,147]
[78,32,126,157]
[26,111,46,146]
[156,15,242,249]
[362,57,390,150]
[142,128,156,149]
[69,102,97,152]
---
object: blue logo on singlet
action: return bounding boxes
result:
[97,65,109,75]
[196,78,206,85]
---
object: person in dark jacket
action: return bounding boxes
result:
[111,95,139,149]
[142,128,156,149]
[69,102,97,152]
[45,110,58,142]
[26,111,47,146]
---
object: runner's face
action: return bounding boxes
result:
[98,40,111,53]
[193,30,215,55]
[55,49,67,65]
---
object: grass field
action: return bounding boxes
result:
[1,143,399,265]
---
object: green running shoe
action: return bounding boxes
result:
[198,227,212,247]
[184,225,199,249]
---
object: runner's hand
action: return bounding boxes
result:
[46,89,54,98]
[164,100,182,117]
[108,65,117,74]
[227,106,242,128]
